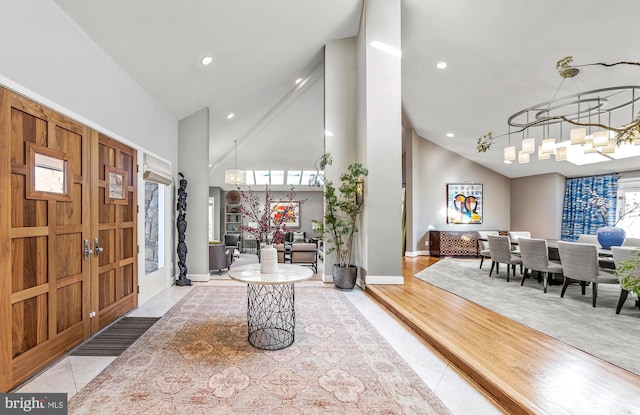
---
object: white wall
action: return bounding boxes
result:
[511,173,565,240]
[0,0,179,305]
[179,108,210,281]
[324,38,358,281]
[411,132,512,253]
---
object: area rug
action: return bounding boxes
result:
[71,317,160,356]
[415,258,640,375]
[68,286,451,415]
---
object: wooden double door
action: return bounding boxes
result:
[0,88,138,391]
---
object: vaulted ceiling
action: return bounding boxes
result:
[55,0,640,186]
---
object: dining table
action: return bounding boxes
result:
[478,237,615,268]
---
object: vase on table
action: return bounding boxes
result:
[596,226,626,249]
[260,244,278,274]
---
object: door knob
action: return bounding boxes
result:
[94,238,104,257]
[84,240,93,260]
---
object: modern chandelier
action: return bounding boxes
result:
[224,139,246,185]
[477,57,640,164]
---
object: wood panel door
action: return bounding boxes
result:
[0,88,139,391]
[92,132,137,332]
[0,88,92,390]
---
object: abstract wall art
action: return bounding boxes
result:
[446,183,483,224]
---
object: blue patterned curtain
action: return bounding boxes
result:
[561,174,618,241]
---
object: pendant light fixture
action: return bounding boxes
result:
[224,139,246,185]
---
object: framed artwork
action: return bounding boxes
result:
[105,166,129,205]
[446,183,482,224]
[270,201,300,228]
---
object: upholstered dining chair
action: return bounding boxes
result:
[508,231,531,244]
[611,246,640,314]
[577,234,602,247]
[477,231,498,269]
[487,234,523,282]
[556,241,618,307]
[518,237,563,293]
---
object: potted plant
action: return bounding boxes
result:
[615,248,640,309]
[314,153,368,290]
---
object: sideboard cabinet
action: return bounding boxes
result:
[429,230,479,257]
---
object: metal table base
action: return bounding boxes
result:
[246,283,295,350]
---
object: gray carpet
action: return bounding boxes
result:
[415,258,640,375]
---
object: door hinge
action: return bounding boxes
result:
[137,285,140,294]
[89,311,96,319]
[137,205,139,213]
[136,164,139,172]
[137,245,140,254]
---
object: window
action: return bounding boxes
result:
[144,181,165,274]
[617,178,640,237]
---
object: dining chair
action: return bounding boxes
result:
[556,241,618,307]
[577,234,602,248]
[476,230,498,269]
[611,246,640,314]
[518,237,563,293]
[508,231,531,244]
[487,234,523,282]
[623,237,640,247]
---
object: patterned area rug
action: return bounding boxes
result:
[68,286,450,414]
[415,258,640,375]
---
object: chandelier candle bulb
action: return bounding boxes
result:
[583,139,597,154]
[538,145,551,159]
[556,146,567,161]
[592,131,610,147]
[541,138,556,154]
[522,138,536,154]
[570,128,586,145]
[504,146,516,161]
[601,141,616,154]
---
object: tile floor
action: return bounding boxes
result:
[14,259,502,415]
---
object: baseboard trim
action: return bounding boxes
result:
[365,275,404,285]
[405,250,430,257]
[187,273,210,282]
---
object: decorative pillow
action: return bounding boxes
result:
[293,231,305,242]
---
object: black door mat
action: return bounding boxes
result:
[70,317,160,357]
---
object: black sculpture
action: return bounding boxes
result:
[176,172,191,286]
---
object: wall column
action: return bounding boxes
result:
[178,107,210,281]
[358,0,403,284]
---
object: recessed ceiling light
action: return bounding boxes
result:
[446,133,454,138]
[436,61,447,69]
[227,113,234,119]
[295,78,303,84]
[201,56,213,66]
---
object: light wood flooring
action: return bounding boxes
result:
[366,256,640,415]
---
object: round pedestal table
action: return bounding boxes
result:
[228,263,313,350]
